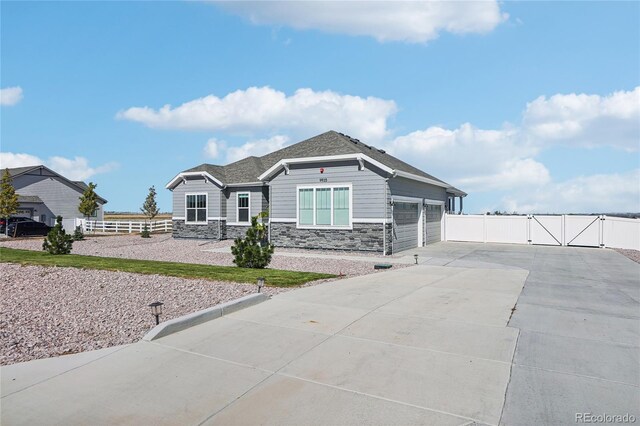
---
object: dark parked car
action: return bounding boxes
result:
[8,220,52,237]
[0,217,33,233]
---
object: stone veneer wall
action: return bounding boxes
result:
[270,222,385,252]
[173,220,224,240]
[226,225,250,240]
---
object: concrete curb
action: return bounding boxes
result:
[143,293,269,341]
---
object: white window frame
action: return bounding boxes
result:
[296,183,353,230]
[236,192,251,224]
[185,192,208,225]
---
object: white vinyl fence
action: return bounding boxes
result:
[75,219,172,234]
[444,214,639,251]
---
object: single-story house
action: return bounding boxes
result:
[167,131,466,254]
[5,165,108,230]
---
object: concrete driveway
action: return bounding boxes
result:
[1,243,638,425]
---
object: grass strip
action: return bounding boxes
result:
[0,247,334,287]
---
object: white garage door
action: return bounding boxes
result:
[393,202,419,253]
[425,204,442,245]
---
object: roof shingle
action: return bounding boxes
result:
[179,130,461,193]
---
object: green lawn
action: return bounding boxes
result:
[0,247,334,287]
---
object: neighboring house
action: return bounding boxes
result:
[5,165,107,230]
[167,131,466,254]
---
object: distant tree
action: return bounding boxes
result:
[43,216,73,254]
[0,169,19,236]
[78,182,99,231]
[140,186,159,238]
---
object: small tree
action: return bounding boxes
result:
[78,182,99,231]
[73,226,85,241]
[231,212,274,268]
[0,169,19,236]
[140,185,159,238]
[43,216,73,254]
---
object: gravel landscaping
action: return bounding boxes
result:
[0,263,294,366]
[0,234,397,277]
[614,248,640,264]
[0,234,406,365]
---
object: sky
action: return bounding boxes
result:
[1,1,639,214]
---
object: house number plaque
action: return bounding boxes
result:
[319,178,328,182]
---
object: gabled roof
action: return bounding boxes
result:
[260,131,449,185]
[168,130,465,195]
[4,165,108,203]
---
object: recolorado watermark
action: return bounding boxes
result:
[576,413,636,423]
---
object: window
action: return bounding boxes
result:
[297,185,351,227]
[237,193,250,223]
[316,188,331,225]
[186,194,207,223]
[299,189,313,225]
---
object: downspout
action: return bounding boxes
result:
[390,200,394,255]
[383,178,388,256]
[268,183,272,244]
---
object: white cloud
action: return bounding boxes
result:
[217,1,507,43]
[203,137,224,159]
[0,152,117,181]
[456,158,551,191]
[117,86,397,143]
[388,123,542,192]
[385,87,640,213]
[523,87,640,151]
[0,86,23,106]
[226,135,290,163]
[501,169,640,214]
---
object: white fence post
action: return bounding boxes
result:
[483,213,487,243]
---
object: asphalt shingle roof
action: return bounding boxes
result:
[181,130,463,193]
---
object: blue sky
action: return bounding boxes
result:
[1,1,638,214]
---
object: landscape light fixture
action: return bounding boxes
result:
[414,254,419,264]
[148,301,164,325]
[257,277,265,293]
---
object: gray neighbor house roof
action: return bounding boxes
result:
[182,131,467,196]
[4,165,108,203]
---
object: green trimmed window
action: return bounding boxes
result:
[297,186,350,227]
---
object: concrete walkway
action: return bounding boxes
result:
[1,243,638,425]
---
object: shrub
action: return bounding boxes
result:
[141,223,151,238]
[231,213,274,268]
[73,226,84,241]
[42,216,73,255]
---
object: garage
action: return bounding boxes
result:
[425,204,442,245]
[393,202,420,253]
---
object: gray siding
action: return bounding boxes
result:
[388,177,447,202]
[269,161,387,219]
[224,186,267,223]
[171,177,221,218]
[14,173,105,227]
